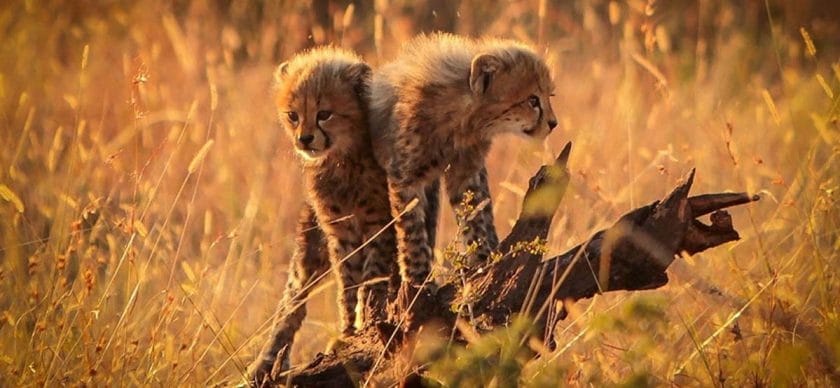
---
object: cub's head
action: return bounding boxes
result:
[469,40,557,140]
[274,47,371,161]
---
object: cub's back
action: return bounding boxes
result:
[375,33,475,90]
[369,33,477,164]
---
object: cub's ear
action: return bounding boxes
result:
[470,53,502,95]
[343,62,372,96]
[274,62,290,83]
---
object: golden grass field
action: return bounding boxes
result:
[1,0,839,386]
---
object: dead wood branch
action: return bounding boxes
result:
[284,142,759,386]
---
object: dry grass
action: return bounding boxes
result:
[1,0,838,386]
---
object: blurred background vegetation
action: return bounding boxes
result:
[1,0,838,386]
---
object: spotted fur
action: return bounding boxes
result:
[370,33,558,286]
[249,47,395,385]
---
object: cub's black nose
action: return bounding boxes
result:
[298,134,315,145]
[547,119,558,130]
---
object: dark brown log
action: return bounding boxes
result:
[285,143,760,386]
[467,167,759,327]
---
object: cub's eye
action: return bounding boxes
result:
[316,110,332,121]
[528,95,540,108]
[287,111,299,123]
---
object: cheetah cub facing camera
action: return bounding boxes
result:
[249,47,395,383]
[370,33,558,305]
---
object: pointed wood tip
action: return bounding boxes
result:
[557,141,572,166]
[684,168,696,189]
[689,192,760,217]
[671,168,696,200]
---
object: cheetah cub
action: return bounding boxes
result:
[249,47,395,384]
[370,33,557,292]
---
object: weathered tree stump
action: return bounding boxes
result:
[279,142,759,387]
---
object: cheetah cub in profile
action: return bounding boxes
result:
[370,33,558,298]
[249,47,395,384]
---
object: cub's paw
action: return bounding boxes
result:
[246,359,274,387]
[246,346,289,387]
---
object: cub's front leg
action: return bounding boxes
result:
[444,164,499,263]
[387,177,443,332]
[358,196,397,325]
[248,204,329,386]
[318,206,366,336]
[388,180,432,286]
